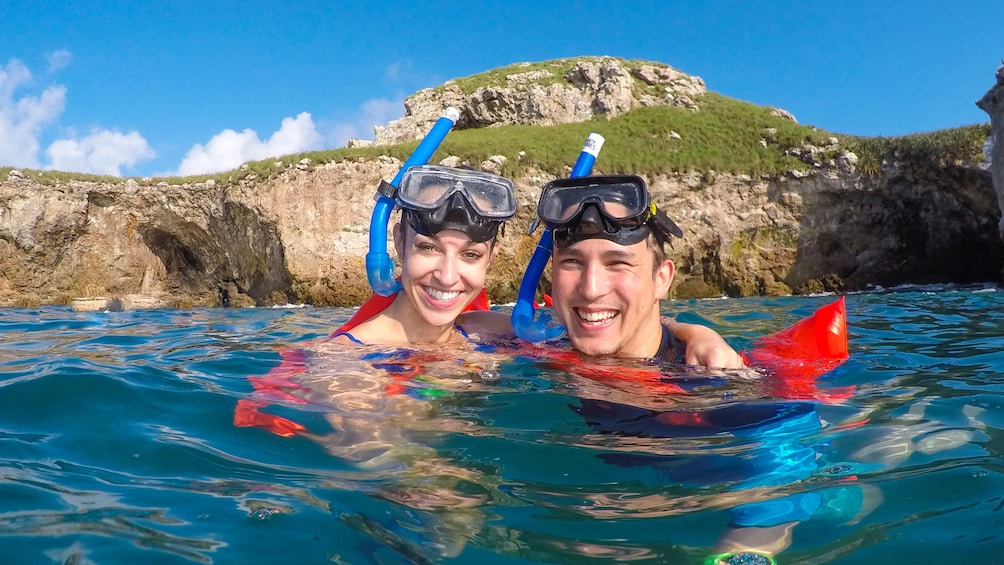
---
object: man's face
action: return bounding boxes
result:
[550,237,674,357]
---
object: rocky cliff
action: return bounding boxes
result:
[1,57,1001,309]
[373,58,709,145]
[977,63,1004,240]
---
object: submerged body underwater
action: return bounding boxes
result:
[1,287,1002,564]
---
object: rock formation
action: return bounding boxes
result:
[374,58,706,145]
[977,62,1004,240]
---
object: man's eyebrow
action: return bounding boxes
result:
[601,249,640,262]
[554,246,584,259]
[555,247,639,262]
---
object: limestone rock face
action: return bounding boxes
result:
[2,153,1000,308]
[659,165,1001,298]
[977,63,1004,240]
[374,58,708,145]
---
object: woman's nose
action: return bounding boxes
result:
[434,255,460,286]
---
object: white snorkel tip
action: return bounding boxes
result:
[583,133,605,157]
[443,107,461,123]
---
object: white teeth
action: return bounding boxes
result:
[426,287,461,301]
[577,309,616,322]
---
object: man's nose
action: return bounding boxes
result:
[577,262,607,300]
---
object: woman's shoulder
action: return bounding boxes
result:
[331,315,393,346]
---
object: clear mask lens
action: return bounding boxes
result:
[538,175,651,228]
[398,165,516,219]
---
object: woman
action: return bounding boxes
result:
[328,164,513,347]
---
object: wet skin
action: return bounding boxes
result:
[550,236,674,358]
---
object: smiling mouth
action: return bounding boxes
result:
[424,287,462,302]
[574,308,618,326]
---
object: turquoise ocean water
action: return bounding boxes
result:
[1,287,1002,564]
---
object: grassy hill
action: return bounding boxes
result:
[2,74,990,187]
[228,93,989,184]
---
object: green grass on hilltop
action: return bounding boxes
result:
[845,124,990,176]
[414,92,839,178]
[3,94,989,186]
[0,168,129,186]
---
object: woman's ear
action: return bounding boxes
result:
[393,222,405,259]
[486,243,500,269]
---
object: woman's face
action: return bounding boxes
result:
[394,223,496,328]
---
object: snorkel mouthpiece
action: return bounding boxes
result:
[366,108,460,295]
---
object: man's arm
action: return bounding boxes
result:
[457,310,514,339]
[662,317,745,369]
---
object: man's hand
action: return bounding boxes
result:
[662,317,746,369]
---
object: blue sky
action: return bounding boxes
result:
[2,1,1001,177]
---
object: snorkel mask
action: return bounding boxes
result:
[537,175,683,247]
[396,165,517,243]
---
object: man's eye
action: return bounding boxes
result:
[462,251,483,261]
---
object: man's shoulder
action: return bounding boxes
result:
[655,322,687,364]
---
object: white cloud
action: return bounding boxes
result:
[0,58,32,99]
[1,54,156,176]
[0,58,66,169]
[383,60,414,83]
[175,111,323,176]
[46,129,155,176]
[46,50,73,74]
[360,98,402,131]
[318,97,403,149]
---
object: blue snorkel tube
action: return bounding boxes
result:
[511,133,605,342]
[366,107,461,295]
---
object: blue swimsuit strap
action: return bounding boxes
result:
[334,324,472,348]
[454,323,472,341]
[331,331,366,345]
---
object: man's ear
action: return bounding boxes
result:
[393,222,405,259]
[654,259,675,299]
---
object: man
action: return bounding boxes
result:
[537,174,744,367]
[538,174,824,565]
